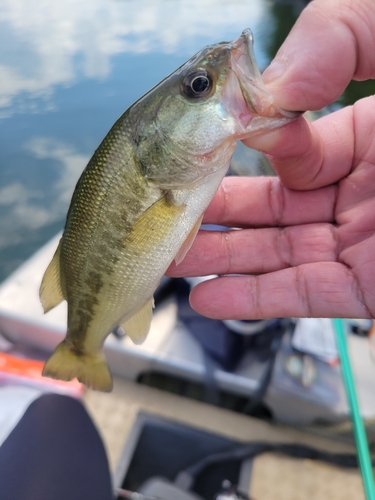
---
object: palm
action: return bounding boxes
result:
[168,100,375,320]
[335,156,375,318]
[168,0,375,321]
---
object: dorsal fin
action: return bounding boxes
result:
[39,239,65,313]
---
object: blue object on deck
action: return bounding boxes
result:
[0,394,113,500]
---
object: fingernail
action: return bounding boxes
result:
[262,57,289,85]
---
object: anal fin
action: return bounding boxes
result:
[39,239,65,313]
[120,297,154,345]
[174,215,203,266]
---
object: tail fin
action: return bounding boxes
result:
[42,341,113,392]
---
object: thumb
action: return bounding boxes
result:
[262,0,375,111]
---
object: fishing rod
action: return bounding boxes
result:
[333,318,375,500]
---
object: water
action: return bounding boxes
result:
[0,0,373,282]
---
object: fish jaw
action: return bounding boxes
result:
[222,29,300,137]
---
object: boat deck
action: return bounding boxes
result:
[84,377,364,500]
[0,235,370,499]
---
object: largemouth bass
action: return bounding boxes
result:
[40,29,297,391]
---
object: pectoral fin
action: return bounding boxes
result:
[39,239,65,313]
[126,193,184,249]
[174,215,203,266]
[120,297,155,344]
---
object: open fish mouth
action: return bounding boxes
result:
[230,29,300,120]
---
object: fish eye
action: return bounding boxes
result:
[182,70,213,99]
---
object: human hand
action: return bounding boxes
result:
[167,0,375,320]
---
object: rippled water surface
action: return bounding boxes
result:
[0,0,373,281]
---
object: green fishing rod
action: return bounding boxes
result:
[333,318,375,500]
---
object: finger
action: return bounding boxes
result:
[262,0,375,111]
[339,234,375,314]
[189,262,370,320]
[244,96,361,190]
[201,176,337,227]
[167,223,337,277]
